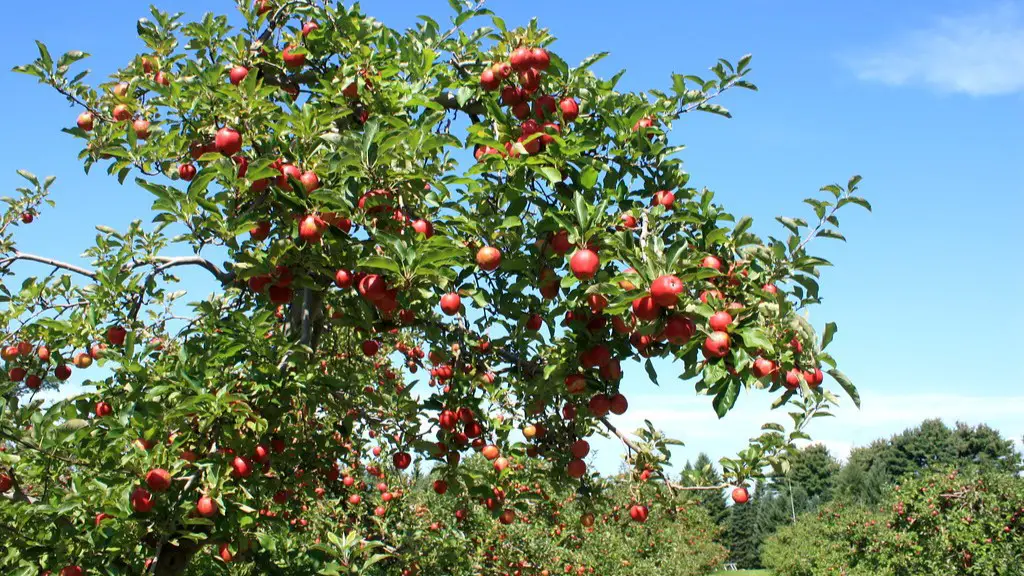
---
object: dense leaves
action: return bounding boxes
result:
[762,468,1024,576]
[1,1,866,574]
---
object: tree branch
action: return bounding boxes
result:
[150,256,233,285]
[0,251,97,279]
[600,416,640,453]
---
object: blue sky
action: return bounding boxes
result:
[1,0,1022,474]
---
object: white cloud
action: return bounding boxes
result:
[849,2,1024,95]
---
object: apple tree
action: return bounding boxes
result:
[0,1,868,574]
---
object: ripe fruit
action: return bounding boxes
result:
[8,367,26,382]
[360,340,379,357]
[703,331,730,359]
[732,486,750,504]
[154,71,170,86]
[784,368,802,390]
[393,452,412,470]
[132,118,150,139]
[26,374,42,390]
[145,468,172,492]
[752,358,777,378]
[249,221,270,241]
[570,249,600,280]
[130,486,155,513]
[559,97,579,122]
[650,275,683,307]
[493,457,509,472]
[550,230,572,255]
[709,311,733,332]
[277,163,302,190]
[479,68,499,91]
[526,314,543,331]
[509,47,532,71]
[588,394,610,417]
[60,567,84,576]
[178,163,196,181]
[300,171,320,193]
[218,543,233,563]
[73,353,92,368]
[302,21,320,37]
[0,473,11,493]
[481,445,500,460]
[531,47,550,70]
[95,401,112,417]
[112,104,131,122]
[631,296,661,321]
[282,44,306,68]
[77,111,94,131]
[55,364,72,381]
[518,68,540,92]
[215,127,242,156]
[106,326,127,346]
[702,255,723,271]
[632,117,654,132]
[609,393,628,415]
[440,293,461,316]
[348,494,362,505]
[566,459,587,478]
[229,65,248,85]
[298,214,326,243]
[803,368,824,389]
[411,218,434,238]
[629,504,649,522]
[570,439,590,459]
[501,85,525,106]
[663,315,696,345]
[475,246,502,271]
[196,495,218,517]
[433,480,448,494]
[231,456,253,478]
[652,189,675,208]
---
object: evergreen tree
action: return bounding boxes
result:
[684,453,729,526]
[726,485,762,569]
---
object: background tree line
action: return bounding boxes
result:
[680,418,1023,569]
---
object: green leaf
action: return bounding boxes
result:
[578,52,609,71]
[580,167,598,189]
[644,358,659,385]
[361,119,380,166]
[36,40,53,71]
[530,164,561,184]
[713,379,740,418]
[820,322,837,351]
[827,369,860,408]
[357,256,400,274]
[816,229,845,241]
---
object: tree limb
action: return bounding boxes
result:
[0,251,97,279]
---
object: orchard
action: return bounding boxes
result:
[0,1,868,575]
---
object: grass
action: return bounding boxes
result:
[710,571,770,576]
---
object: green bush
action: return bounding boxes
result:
[763,468,1024,576]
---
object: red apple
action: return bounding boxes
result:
[526,314,543,331]
[95,401,112,417]
[249,221,270,240]
[145,468,172,492]
[531,48,550,70]
[411,218,434,238]
[55,364,72,381]
[708,311,733,332]
[77,111,94,131]
[629,504,649,522]
[282,44,306,68]
[631,295,661,321]
[702,331,730,359]
[393,452,411,470]
[334,269,353,288]
[106,326,127,346]
[298,214,326,243]
[784,368,802,390]
[300,171,320,194]
[433,479,448,494]
[752,358,776,378]
[112,104,131,122]
[196,495,218,517]
[559,97,579,122]
[439,292,461,316]
[566,459,587,478]
[361,340,379,357]
[301,21,319,37]
[215,127,242,156]
[650,274,683,307]
[509,47,532,71]
[652,189,674,208]
[702,255,723,271]
[130,486,155,513]
[132,118,150,139]
[475,246,502,271]
[479,68,499,91]
[609,393,628,415]
[178,163,196,181]
[228,65,248,85]
[732,486,749,504]
[570,249,600,280]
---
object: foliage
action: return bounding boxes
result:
[763,468,1024,576]
[0,1,866,574]
[683,453,729,526]
[836,419,1022,505]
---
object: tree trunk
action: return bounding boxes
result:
[153,540,200,576]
